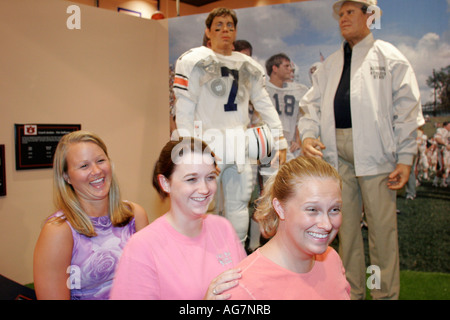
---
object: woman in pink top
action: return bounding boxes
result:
[224,156,351,300]
[110,138,246,300]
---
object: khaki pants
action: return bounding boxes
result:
[336,129,400,300]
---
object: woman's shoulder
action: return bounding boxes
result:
[204,214,236,232]
[126,201,149,231]
[239,249,264,269]
[36,212,74,252]
[126,215,166,243]
[315,246,341,264]
[204,213,231,224]
[43,211,72,234]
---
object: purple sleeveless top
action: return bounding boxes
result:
[54,211,136,300]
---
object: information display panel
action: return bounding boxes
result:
[15,124,81,170]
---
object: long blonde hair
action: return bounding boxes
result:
[51,130,133,237]
[255,156,342,238]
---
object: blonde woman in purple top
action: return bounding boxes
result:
[33,131,149,300]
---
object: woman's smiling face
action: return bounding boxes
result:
[64,141,112,205]
[274,177,342,259]
[164,151,218,218]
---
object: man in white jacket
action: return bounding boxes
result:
[298,0,424,299]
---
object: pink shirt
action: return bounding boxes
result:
[110,214,246,300]
[227,247,351,300]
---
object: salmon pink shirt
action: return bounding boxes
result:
[227,247,351,300]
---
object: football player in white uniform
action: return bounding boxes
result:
[173,8,287,243]
[265,53,309,162]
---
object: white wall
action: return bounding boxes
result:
[0,0,170,284]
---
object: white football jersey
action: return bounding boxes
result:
[265,81,309,143]
[174,47,283,136]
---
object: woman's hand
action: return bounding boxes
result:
[204,268,241,300]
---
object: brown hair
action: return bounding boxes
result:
[255,156,342,238]
[205,7,238,30]
[152,137,216,199]
[234,39,253,56]
[265,53,290,76]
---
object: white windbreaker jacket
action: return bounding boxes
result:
[299,33,424,176]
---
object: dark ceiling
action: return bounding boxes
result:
[177,0,220,7]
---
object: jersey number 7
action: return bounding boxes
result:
[221,67,239,112]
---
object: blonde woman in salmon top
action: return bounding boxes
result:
[225,156,350,300]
